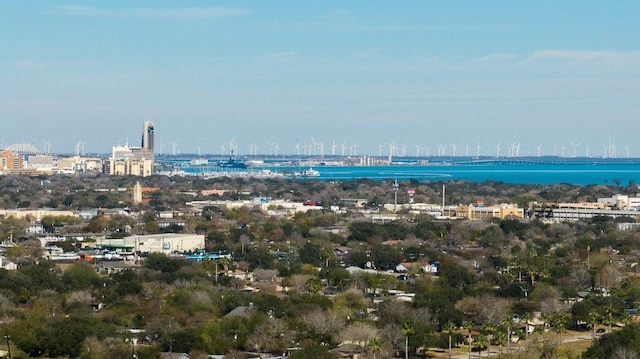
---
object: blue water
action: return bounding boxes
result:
[266,162,640,185]
[168,159,640,186]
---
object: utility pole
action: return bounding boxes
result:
[393,179,399,212]
[4,334,11,359]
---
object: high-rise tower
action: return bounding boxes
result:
[142,121,154,152]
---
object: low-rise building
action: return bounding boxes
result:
[95,233,205,254]
[455,203,524,220]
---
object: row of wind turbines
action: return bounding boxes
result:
[381,141,629,159]
[155,138,632,159]
[4,138,630,159]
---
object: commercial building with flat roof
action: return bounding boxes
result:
[96,233,205,254]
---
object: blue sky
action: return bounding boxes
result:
[2,1,640,157]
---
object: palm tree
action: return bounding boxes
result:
[494,331,507,358]
[587,310,600,340]
[443,321,457,359]
[500,315,513,355]
[552,312,569,341]
[604,303,616,333]
[520,312,532,339]
[367,337,382,359]
[483,322,496,358]
[321,246,333,267]
[401,321,414,359]
[463,321,474,359]
[475,334,488,358]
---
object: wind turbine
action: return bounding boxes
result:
[249,143,259,156]
[536,144,543,157]
[450,144,457,157]
[438,144,446,156]
[158,138,165,155]
[350,143,358,156]
[293,139,301,156]
[331,141,337,156]
[508,142,520,157]
[309,137,317,156]
[228,139,238,155]
[610,143,617,158]
[196,141,204,156]
[624,145,630,158]
[169,140,179,156]
[302,140,310,156]
[571,142,581,157]
[495,143,501,157]
[387,140,397,158]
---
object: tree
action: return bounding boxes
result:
[587,310,600,341]
[443,321,457,359]
[305,277,323,294]
[583,323,640,359]
[475,333,488,357]
[338,322,379,357]
[401,321,414,359]
[367,337,382,359]
[494,331,507,358]
[483,322,496,359]
[142,253,187,273]
[301,309,346,345]
[520,312,532,339]
[248,318,291,356]
[463,321,474,359]
[551,312,569,341]
[604,303,616,334]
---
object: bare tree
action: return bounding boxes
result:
[568,266,592,290]
[338,321,380,355]
[302,309,347,339]
[532,285,562,315]
[596,264,623,292]
[248,318,291,356]
[456,294,511,325]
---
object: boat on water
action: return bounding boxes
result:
[217,153,248,169]
[294,167,320,177]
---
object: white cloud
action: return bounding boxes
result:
[528,50,640,62]
[473,53,516,63]
[54,6,250,19]
[10,60,99,71]
[261,51,297,61]
[11,60,58,70]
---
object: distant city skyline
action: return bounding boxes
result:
[2,1,640,156]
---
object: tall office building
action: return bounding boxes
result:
[142,121,154,152]
[108,121,155,177]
